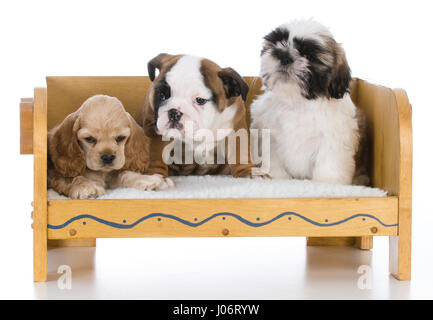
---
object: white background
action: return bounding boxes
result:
[0,0,432,299]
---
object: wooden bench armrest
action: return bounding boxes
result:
[351,79,413,198]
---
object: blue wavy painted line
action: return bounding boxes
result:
[47,212,398,230]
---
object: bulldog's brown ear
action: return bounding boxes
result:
[218,68,249,101]
[147,53,173,81]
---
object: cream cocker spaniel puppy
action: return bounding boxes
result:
[48,95,173,199]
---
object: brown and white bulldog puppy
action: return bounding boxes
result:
[136,53,264,178]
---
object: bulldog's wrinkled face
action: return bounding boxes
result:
[147,54,249,142]
[155,56,216,135]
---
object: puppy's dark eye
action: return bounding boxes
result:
[195,97,208,106]
[116,136,126,143]
[298,50,315,62]
[280,40,288,47]
[159,91,167,101]
[294,37,321,62]
[84,137,96,144]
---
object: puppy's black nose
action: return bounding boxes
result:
[168,108,183,122]
[280,54,293,66]
[101,154,115,165]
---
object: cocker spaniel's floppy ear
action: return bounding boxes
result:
[123,114,150,173]
[327,41,352,99]
[147,53,175,81]
[48,112,86,177]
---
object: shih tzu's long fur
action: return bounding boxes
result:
[48,95,172,199]
[251,19,368,185]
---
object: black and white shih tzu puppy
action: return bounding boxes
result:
[251,19,368,185]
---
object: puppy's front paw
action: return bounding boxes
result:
[234,167,271,179]
[157,176,175,190]
[131,174,172,191]
[251,168,271,179]
[69,177,105,199]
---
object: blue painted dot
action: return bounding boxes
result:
[83,221,86,225]
[158,218,161,221]
[256,217,260,221]
[362,218,366,221]
[222,217,226,220]
[194,218,198,221]
[325,219,329,223]
[123,220,127,223]
[288,217,292,221]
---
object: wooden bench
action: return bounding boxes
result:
[20,76,412,281]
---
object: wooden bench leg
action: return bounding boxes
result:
[307,237,373,250]
[389,199,412,280]
[33,223,47,282]
[48,239,97,247]
[389,236,411,280]
[355,236,373,250]
[389,202,411,281]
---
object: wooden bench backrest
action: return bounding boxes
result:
[46,76,264,130]
[44,76,409,196]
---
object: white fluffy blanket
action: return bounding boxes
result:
[48,175,386,200]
